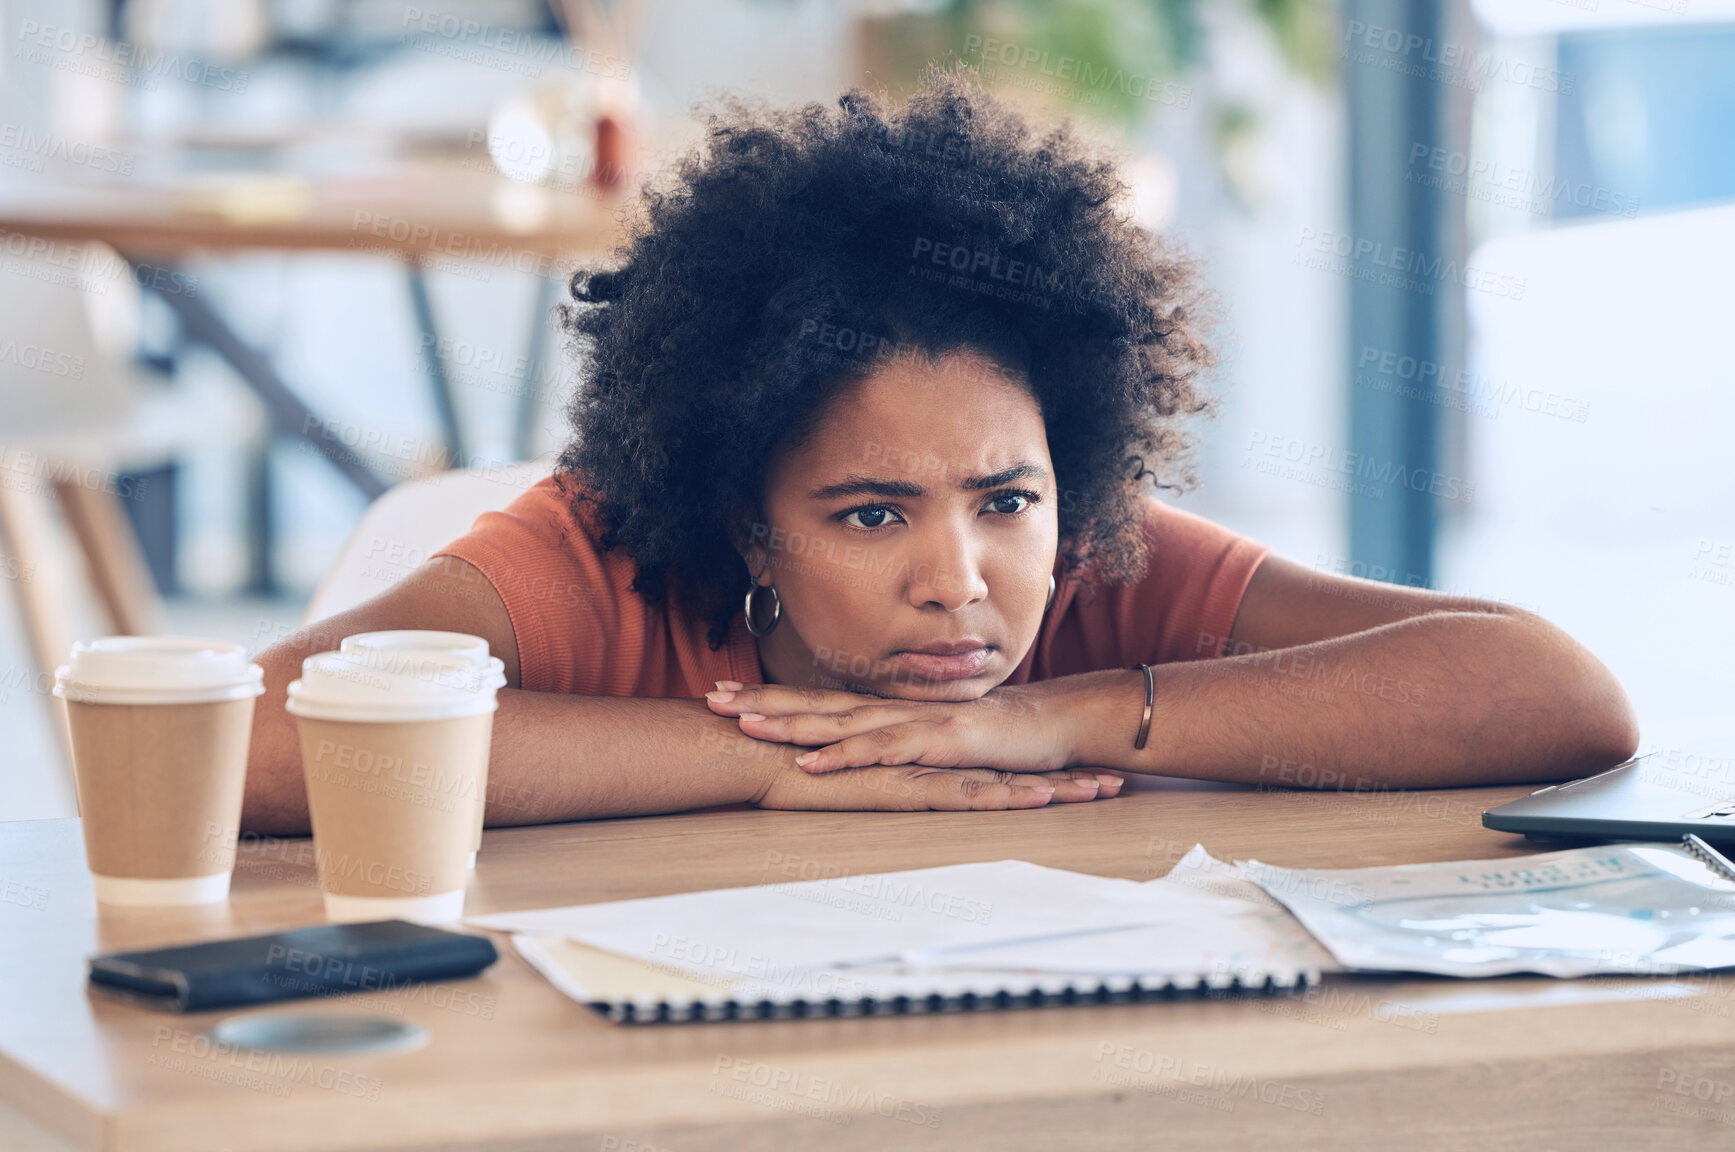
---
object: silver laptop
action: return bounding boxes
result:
[1484,753,1735,845]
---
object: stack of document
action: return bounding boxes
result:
[465,840,1735,1023]
[465,848,1334,1022]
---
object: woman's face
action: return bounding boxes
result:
[744,349,1059,701]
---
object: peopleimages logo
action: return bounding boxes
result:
[909,237,1072,296]
[1355,346,1589,423]
[0,339,84,379]
[1091,1044,1327,1116]
[1243,431,1475,505]
[0,123,134,175]
[15,21,250,92]
[1294,227,1526,300]
[1340,21,1572,94]
[398,7,633,81]
[1406,144,1638,219]
[0,228,200,298]
[960,34,1192,108]
[711,1056,945,1129]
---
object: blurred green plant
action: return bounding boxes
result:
[853,0,1336,128]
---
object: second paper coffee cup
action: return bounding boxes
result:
[286,647,500,924]
[339,631,503,870]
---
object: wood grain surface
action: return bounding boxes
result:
[5,779,1734,1151]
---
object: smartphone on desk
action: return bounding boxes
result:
[88,920,498,1013]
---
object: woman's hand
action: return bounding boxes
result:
[705,677,1120,781]
[755,760,1122,811]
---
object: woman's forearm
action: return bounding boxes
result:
[480,690,785,826]
[1067,610,1640,789]
[242,686,785,835]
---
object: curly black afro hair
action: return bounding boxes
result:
[554,66,1215,651]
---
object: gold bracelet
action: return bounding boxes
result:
[1132,663,1155,750]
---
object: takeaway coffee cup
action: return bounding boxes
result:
[286,646,500,924]
[54,637,264,905]
[339,632,503,871]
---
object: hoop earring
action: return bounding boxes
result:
[744,583,782,637]
[1045,574,1056,610]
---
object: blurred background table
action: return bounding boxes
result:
[0,161,626,500]
[0,164,620,257]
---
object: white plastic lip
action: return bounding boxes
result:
[341,631,492,657]
[322,889,466,925]
[55,635,265,707]
[56,679,264,706]
[284,693,499,724]
[93,872,231,905]
[286,647,502,723]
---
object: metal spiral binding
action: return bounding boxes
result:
[593,967,1322,1025]
[1682,833,1735,884]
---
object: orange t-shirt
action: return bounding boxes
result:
[430,475,1271,698]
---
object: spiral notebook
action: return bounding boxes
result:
[509,936,1318,1023]
[470,852,1333,1024]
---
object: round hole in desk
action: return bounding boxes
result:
[210,1013,428,1056]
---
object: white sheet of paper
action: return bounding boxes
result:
[920,847,1339,978]
[512,935,1170,1009]
[468,858,1265,979]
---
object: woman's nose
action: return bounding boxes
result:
[905,533,988,610]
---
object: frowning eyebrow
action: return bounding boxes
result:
[806,463,1049,501]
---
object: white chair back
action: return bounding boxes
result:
[0,248,137,456]
[303,462,553,623]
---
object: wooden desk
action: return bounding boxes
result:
[5,782,1734,1151]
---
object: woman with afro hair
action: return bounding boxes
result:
[243,69,1637,834]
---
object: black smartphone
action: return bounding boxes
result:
[88,920,498,1013]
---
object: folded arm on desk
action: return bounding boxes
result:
[1070,552,1641,789]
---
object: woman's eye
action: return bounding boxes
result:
[842,506,894,529]
[837,492,1036,530]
